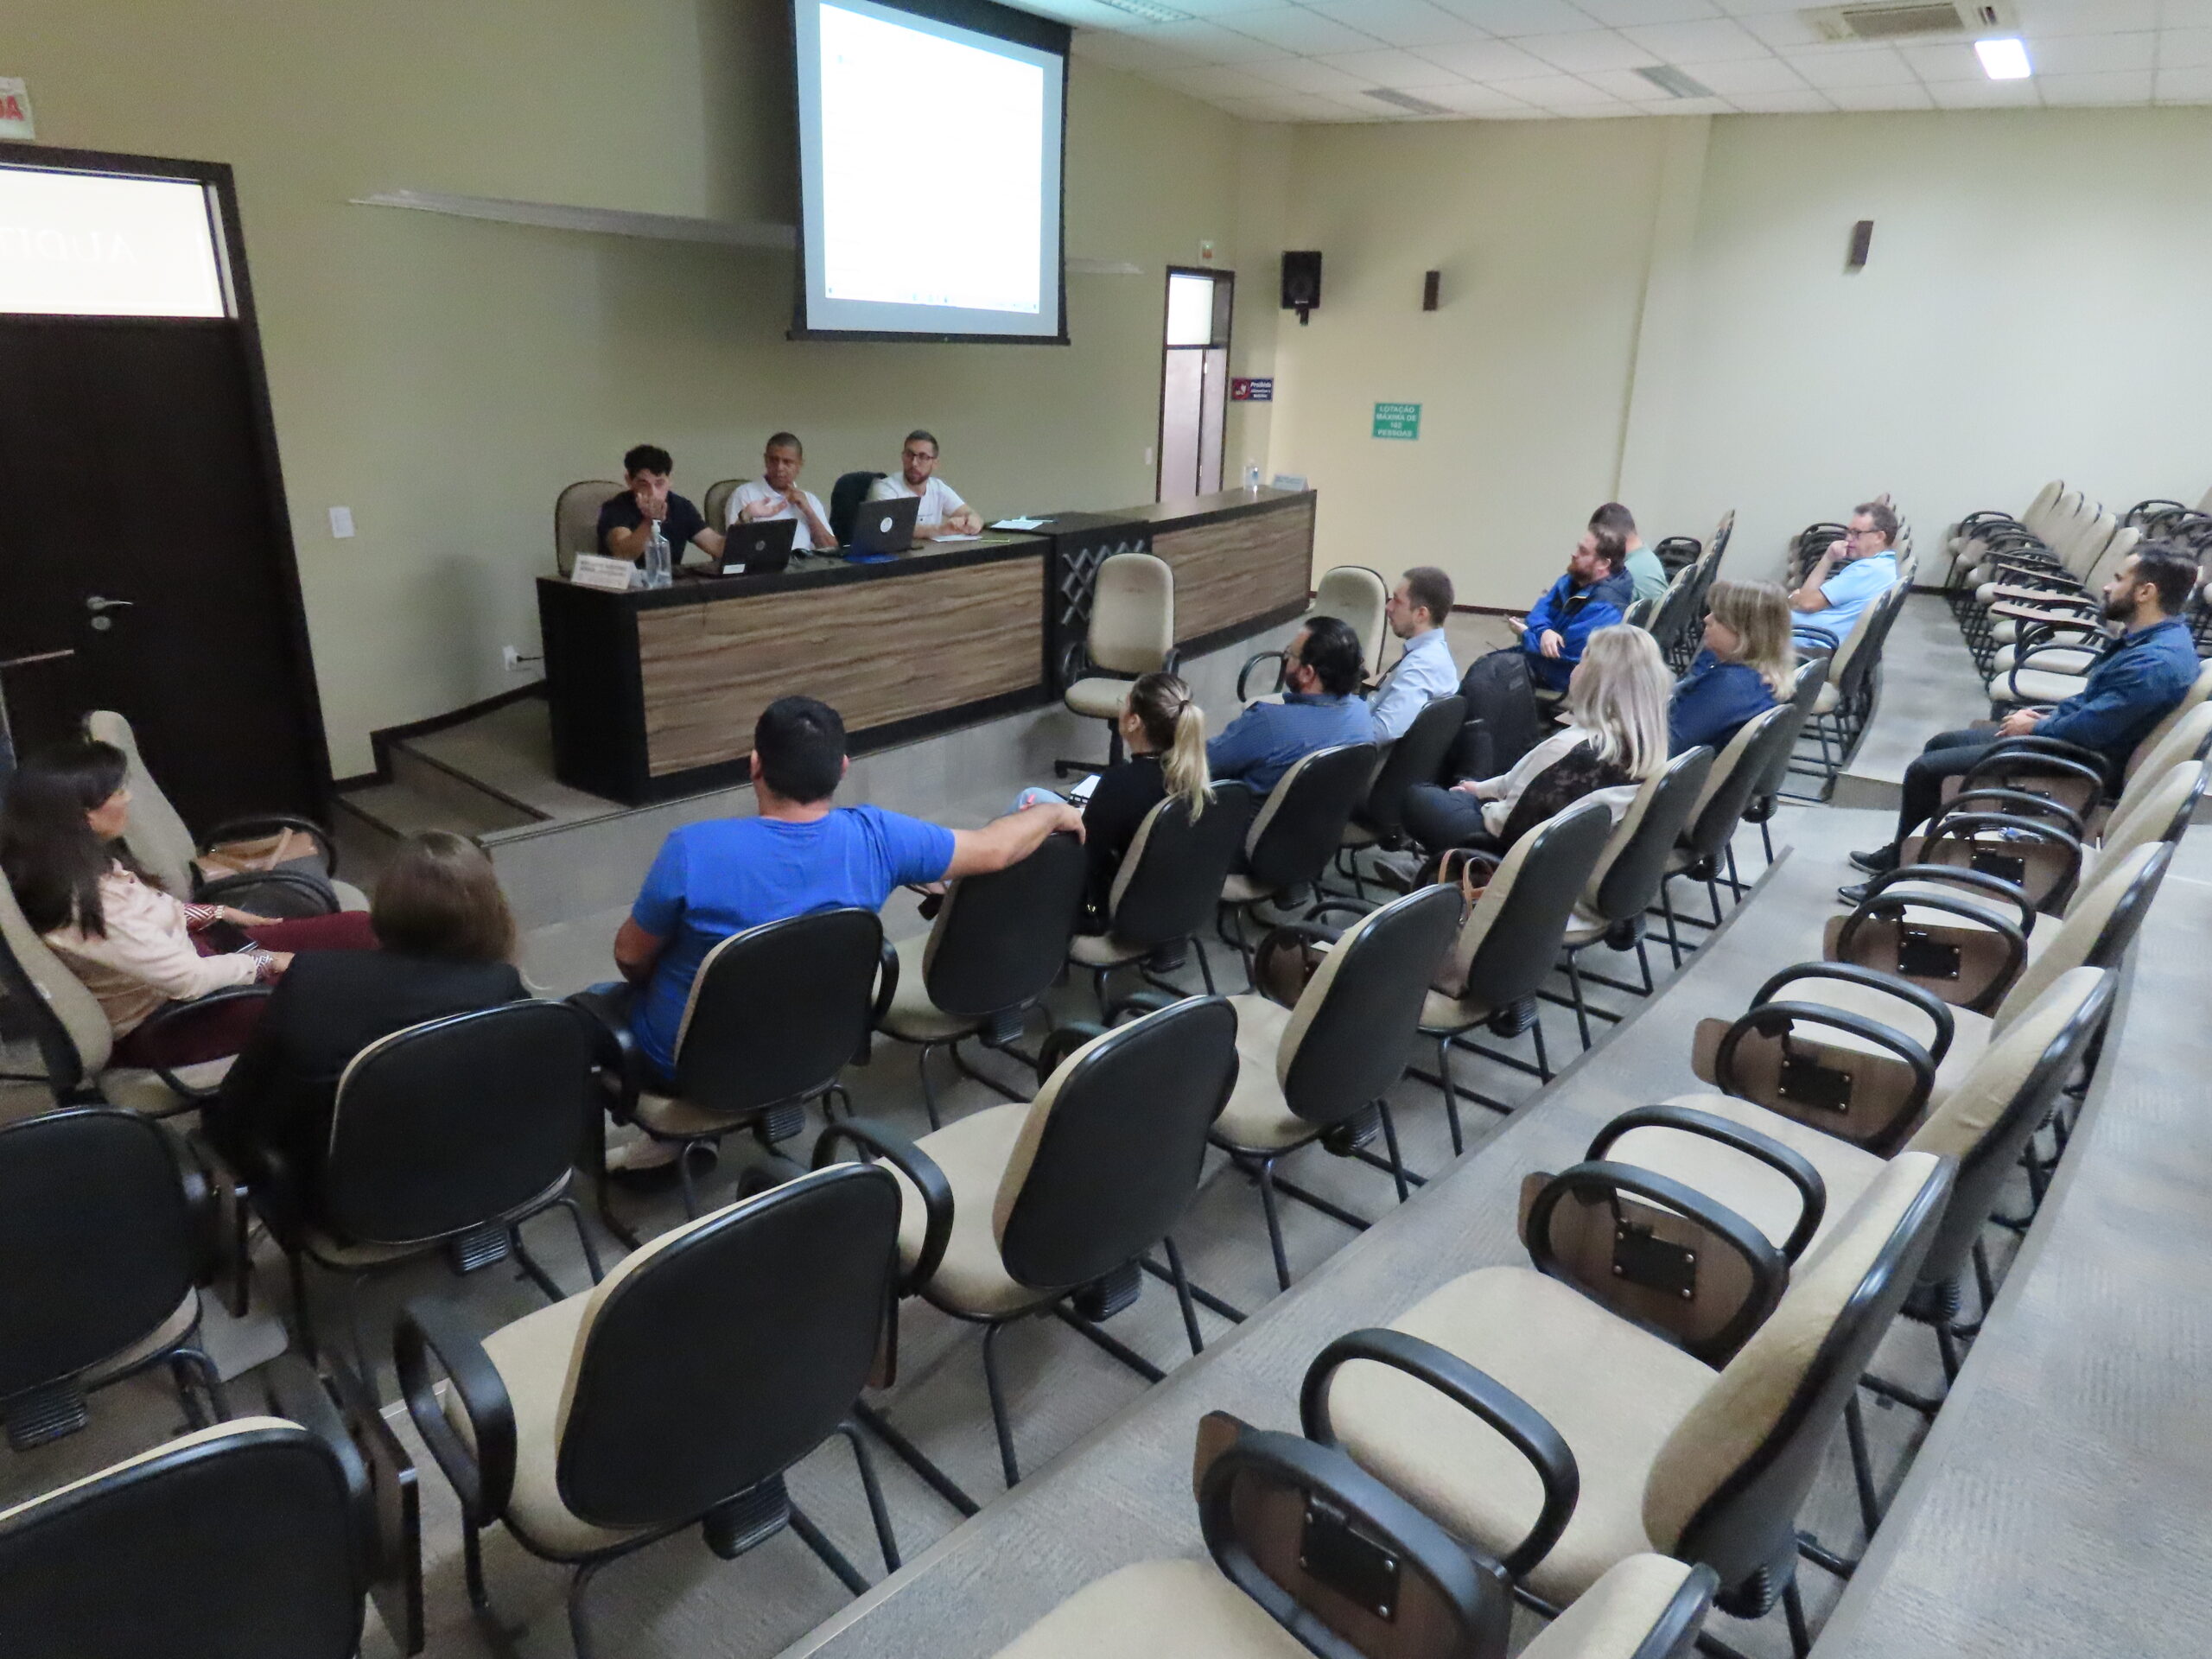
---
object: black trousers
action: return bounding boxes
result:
[1402,783,1499,855]
[1894,728,1999,849]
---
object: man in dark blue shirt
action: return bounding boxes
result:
[595,442,726,568]
[1508,527,1635,691]
[1844,543,2202,896]
[1206,615,1373,795]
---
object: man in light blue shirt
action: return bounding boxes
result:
[1208,615,1374,795]
[1791,500,1900,649]
[1368,566,1459,743]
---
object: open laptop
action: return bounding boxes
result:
[709,517,797,576]
[846,493,918,560]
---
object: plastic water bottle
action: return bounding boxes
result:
[1243,459,1262,493]
[643,521,672,589]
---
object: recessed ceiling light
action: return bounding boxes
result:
[1091,0,1192,22]
[1974,36,2031,79]
[1365,87,1452,115]
[1636,64,1715,99]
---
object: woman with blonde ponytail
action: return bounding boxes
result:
[1074,671,1212,931]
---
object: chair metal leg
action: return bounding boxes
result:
[953,1037,1031,1103]
[980,1320,1023,1488]
[1191,935,1217,995]
[1529,1011,1552,1084]
[1376,1101,1411,1204]
[790,1502,871,1595]
[1051,1303,1166,1382]
[175,1344,232,1424]
[1637,934,1655,995]
[677,1141,704,1220]
[1163,1234,1205,1357]
[916,1042,944,1130]
[168,1352,211,1431]
[1433,1037,1465,1154]
[1782,1575,1813,1659]
[1563,952,1593,1052]
[852,1400,979,1517]
[1659,881,1684,968]
[556,1196,604,1285]
[568,1556,609,1659]
[1844,1393,1881,1539]
[1252,1157,1293,1292]
[461,1518,491,1611]
[510,1230,565,1302]
[286,1249,320,1365]
[833,1421,903,1573]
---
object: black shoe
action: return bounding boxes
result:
[1848,846,1899,876]
[1837,881,1871,906]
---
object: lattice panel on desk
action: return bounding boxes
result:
[1052,533,1148,689]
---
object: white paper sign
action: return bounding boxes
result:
[0,80,32,143]
[569,553,637,593]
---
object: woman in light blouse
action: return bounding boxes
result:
[2,738,377,1069]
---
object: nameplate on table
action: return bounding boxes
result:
[570,554,637,593]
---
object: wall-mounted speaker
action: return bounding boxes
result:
[1847,219,1873,270]
[1422,270,1440,311]
[1281,251,1321,325]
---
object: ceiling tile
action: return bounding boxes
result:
[1315,47,1474,86]
[1243,54,1375,92]
[2013,0,2158,31]
[1673,54,1812,92]
[2154,64,2212,100]
[1151,61,1303,97]
[2021,33,2156,76]
[2036,69,2157,105]
[1126,20,1294,62]
[1573,0,1723,24]
[1643,94,1732,112]
[1488,71,1629,104]
[2163,0,2212,25]
[1208,7,1382,52]
[1736,11,1827,49]
[1707,0,1821,13]
[1025,1,1173,26]
[1301,0,1488,48]
[1823,82,1936,110]
[1413,36,1558,77]
[1515,28,1658,71]
[2162,29,2212,70]
[1925,76,2042,108]
[1723,87,1837,111]
[1562,100,1650,114]
[1897,42,1985,83]
[1157,0,1298,14]
[1215,92,1343,121]
[1779,45,1917,88]
[1426,0,1607,35]
[1619,17,1769,61]
[1071,29,1223,73]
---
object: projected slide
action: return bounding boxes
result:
[792,0,1068,340]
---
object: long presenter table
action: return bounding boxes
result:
[538,486,1316,804]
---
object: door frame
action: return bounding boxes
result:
[1154,264,1235,502]
[0,139,331,801]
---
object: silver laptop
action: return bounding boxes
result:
[848,493,919,557]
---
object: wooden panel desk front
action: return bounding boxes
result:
[537,536,1048,804]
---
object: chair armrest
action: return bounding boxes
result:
[1751,961,1955,1060]
[1300,1328,1578,1580]
[1850,864,2037,934]
[1587,1107,1827,1264]
[194,868,342,917]
[394,1295,514,1526]
[814,1117,953,1293]
[1941,787,2086,839]
[1923,810,2082,855]
[127,985,274,1103]
[1525,1160,1790,1364]
[1037,1021,1107,1080]
[1249,920,1343,1011]
[871,937,900,1029]
[1107,988,1183,1025]
[262,1354,378,1572]
[200,814,340,876]
[168,1128,227,1287]
[1236,650,1287,703]
[1975,734,2107,772]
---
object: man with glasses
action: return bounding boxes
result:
[868,429,983,540]
[1790,500,1900,652]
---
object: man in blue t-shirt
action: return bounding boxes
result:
[1790,500,1899,650]
[606,696,1085,1087]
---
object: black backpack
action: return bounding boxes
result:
[1444,648,1542,783]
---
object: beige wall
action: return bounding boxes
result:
[1269,105,2212,606]
[9,0,1286,773]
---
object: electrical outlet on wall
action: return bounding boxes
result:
[328,505,355,538]
[1143,446,1154,467]
[501,645,522,671]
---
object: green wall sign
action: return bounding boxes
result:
[1372,402,1421,440]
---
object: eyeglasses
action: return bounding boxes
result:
[1848,527,1887,539]
[902,449,936,461]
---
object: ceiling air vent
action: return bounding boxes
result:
[1802,1,2012,42]
[1365,87,1453,115]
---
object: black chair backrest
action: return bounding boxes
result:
[1682,705,1796,865]
[324,1001,595,1247]
[998,996,1238,1292]
[926,832,1089,1015]
[1455,798,1615,1009]
[558,1161,900,1531]
[0,1109,196,1402]
[1452,650,1541,778]
[1108,785,1255,947]
[1283,884,1464,1127]
[1591,748,1713,925]
[676,907,883,1115]
[0,1419,365,1659]
[1247,743,1377,893]
[1359,695,1467,838]
[828,470,885,545]
[1749,658,1827,805]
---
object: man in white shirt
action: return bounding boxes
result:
[866,429,982,540]
[728,432,836,551]
[1367,565,1459,743]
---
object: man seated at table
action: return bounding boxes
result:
[1790,500,1899,652]
[1505,525,1634,692]
[868,429,983,540]
[597,443,725,566]
[728,431,836,552]
[1596,502,1669,607]
[1840,543,2201,899]
[598,696,1085,1108]
[1367,565,1459,744]
[1207,615,1372,795]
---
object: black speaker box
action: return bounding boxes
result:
[1281,251,1322,315]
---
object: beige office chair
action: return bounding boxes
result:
[702,478,745,535]
[1313,566,1391,678]
[555,480,624,578]
[1058,553,1174,772]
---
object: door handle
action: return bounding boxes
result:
[86,595,135,613]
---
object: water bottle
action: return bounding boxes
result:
[1243,459,1262,494]
[643,520,672,589]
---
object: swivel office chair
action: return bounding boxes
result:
[1058,553,1175,775]
[556,480,622,578]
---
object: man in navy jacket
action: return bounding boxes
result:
[1842,543,2202,899]
[1509,527,1635,692]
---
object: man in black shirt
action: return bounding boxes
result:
[596,442,725,566]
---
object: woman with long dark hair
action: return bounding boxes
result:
[1,738,377,1068]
